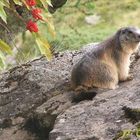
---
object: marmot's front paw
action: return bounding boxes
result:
[127,74,134,81]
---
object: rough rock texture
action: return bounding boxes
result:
[0,48,83,140]
[0,44,140,140]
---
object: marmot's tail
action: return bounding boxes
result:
[71,90,97,103]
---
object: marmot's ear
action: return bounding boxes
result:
[121,29,126,34]
[116,27,125,36]
[120,27,127,34]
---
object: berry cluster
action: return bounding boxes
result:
[26,0,43,32]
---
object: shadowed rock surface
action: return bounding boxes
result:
[0,44,140,140]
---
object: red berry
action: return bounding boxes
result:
[26,20,38,32]
[31,8,43,20]
[26,0,36,7]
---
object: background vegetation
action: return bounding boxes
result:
[6,0,140,65]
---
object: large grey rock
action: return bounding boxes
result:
[0,49,83,140]
[49,56,140,140]
[0,43,140,140]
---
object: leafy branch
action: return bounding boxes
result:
[0,0,56,69]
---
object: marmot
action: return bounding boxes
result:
[71,27,140,102]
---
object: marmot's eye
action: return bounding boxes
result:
[121,30,126,34]
[127,30,133,34]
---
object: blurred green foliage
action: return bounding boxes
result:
[16,0,140,61]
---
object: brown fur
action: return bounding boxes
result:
[71,27,140,95]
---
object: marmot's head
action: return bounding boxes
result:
[118,27,140,53]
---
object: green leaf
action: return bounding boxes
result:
[0,1,7,23]
[21,0,30,9]
[1,0,10,8]
[47,20,56,38]
[39,0,53,8]
[0,39,13,55]
[13,0,22,5]
[0,51,6,69]
[39,0,47,8]
[41,13,56,38]
[35,35,52,60]
[46,0,53,7]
